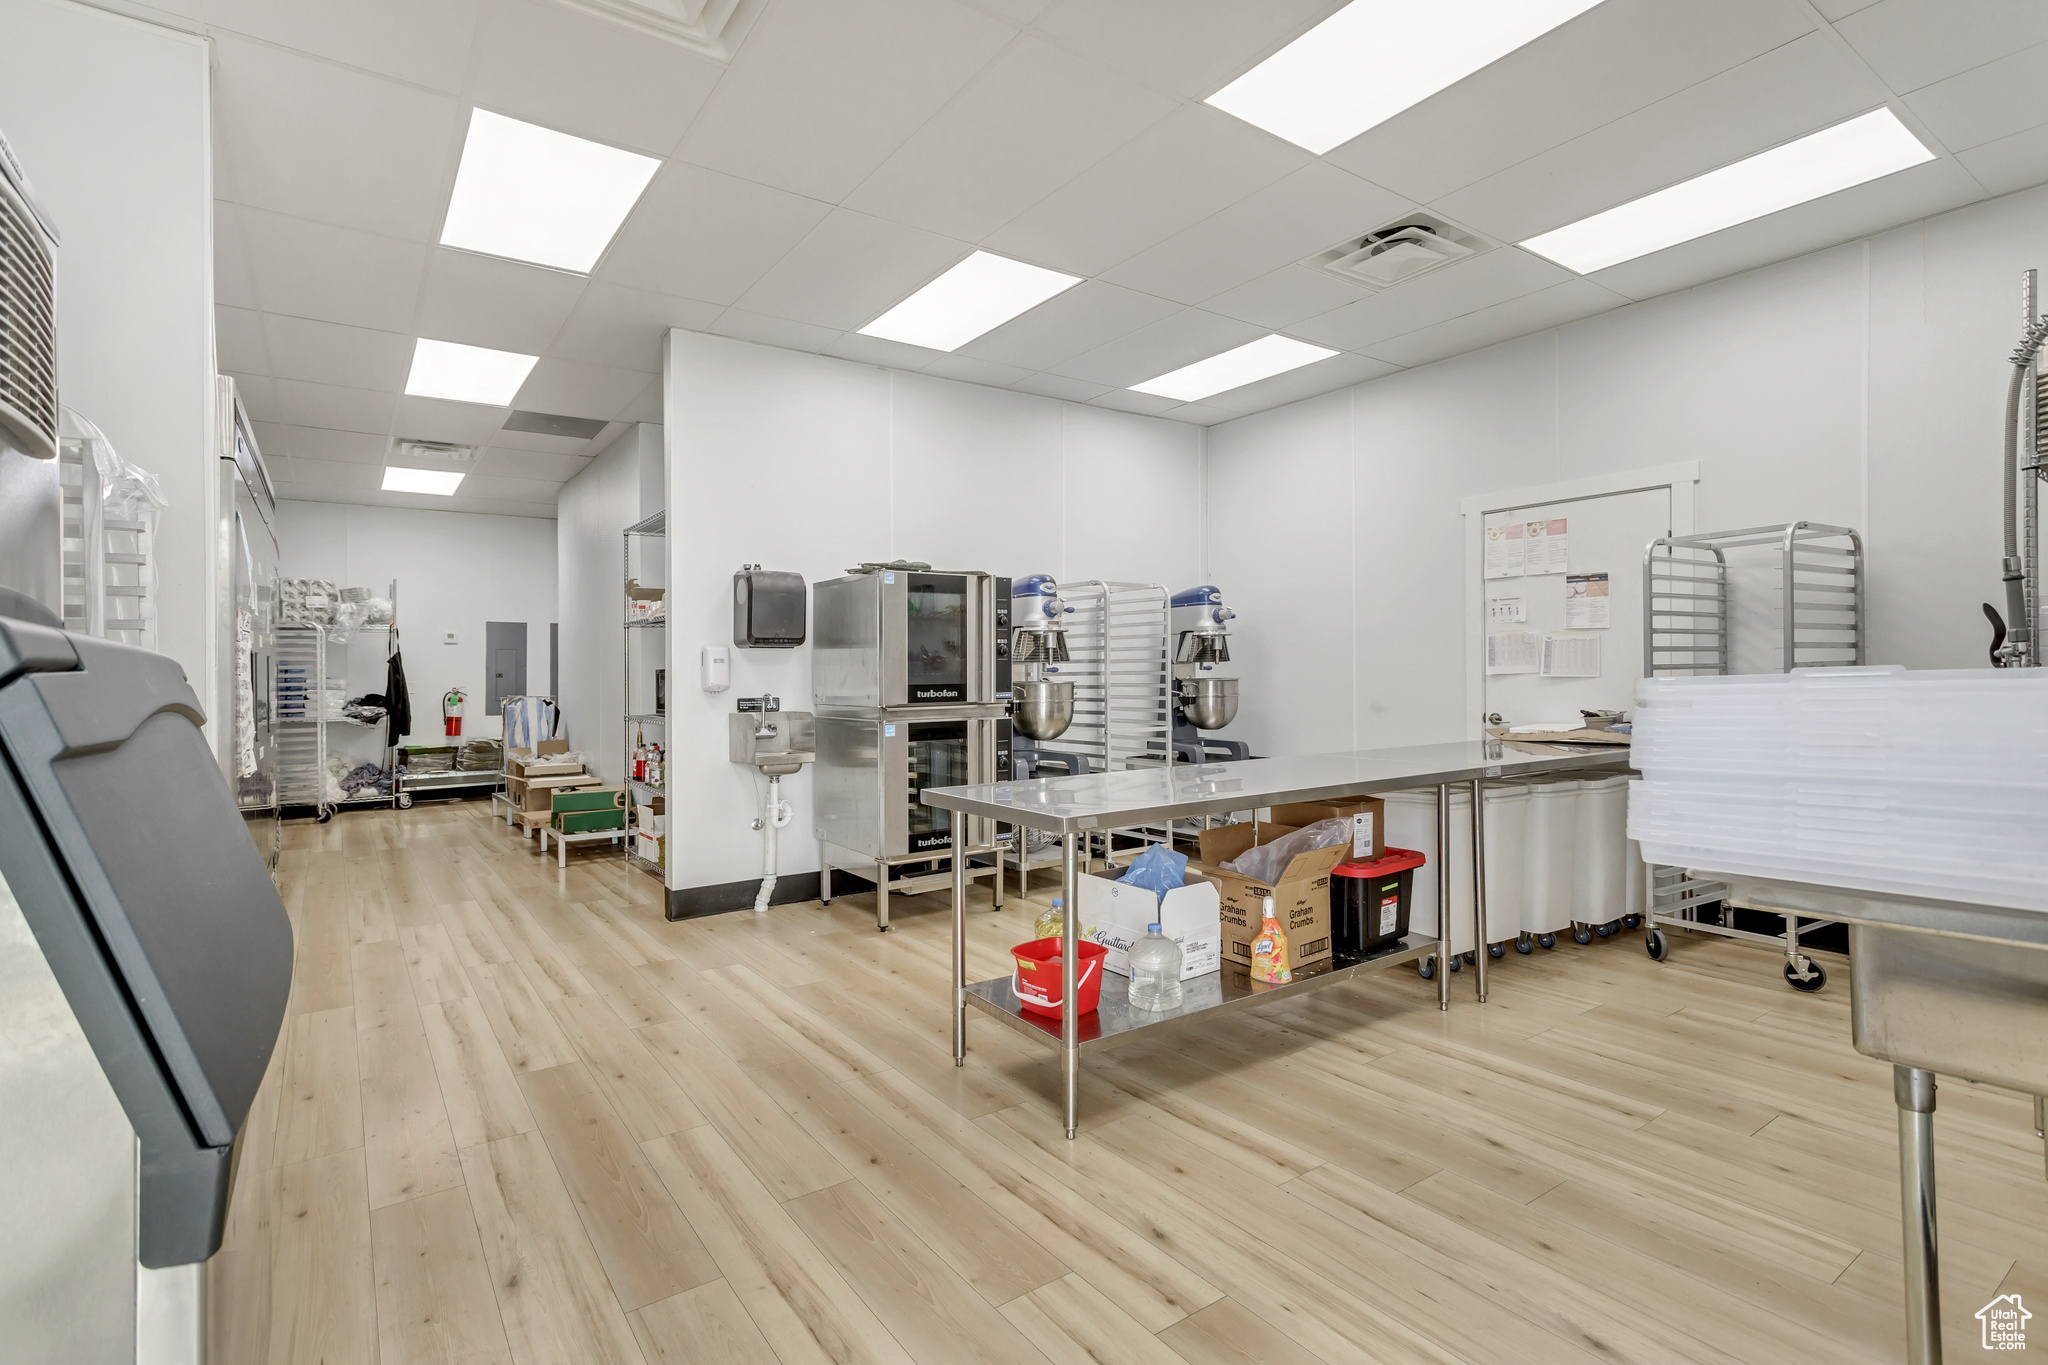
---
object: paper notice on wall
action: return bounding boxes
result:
[1484,520,1525,578]
[1486,630,1541,674]
[1524,517,1569,575]
[1487,593,1527,624]
[1564,572,1611,629]
[1541,633,1601,678]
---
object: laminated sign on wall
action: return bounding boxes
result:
[1524,517,1569,575]
[1564,572,1610,629]
[1487,630,1541,675]
[1541,634,1601,678]
[1484,520,1524,578]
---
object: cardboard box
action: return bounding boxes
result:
[633,831,664,867]
[509,740,579,778]
[516,771,602,813]
[1076,865,1221,980]
[1189,823,1343,970]
[552,787,625,835]
[1268,797,1384,862]
[633,795,667,838]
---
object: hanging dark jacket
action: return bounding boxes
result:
[385,628,412,746]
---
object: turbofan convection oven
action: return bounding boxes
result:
[812,569,1012,708]
[814,713,1010,861]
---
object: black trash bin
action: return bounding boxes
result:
[1331,846,1425,957]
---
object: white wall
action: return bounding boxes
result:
[557,423,662,783]
[1210,183,2048,757]
[0,0,215,695]
[662,329,1205,897]
[276,502,558,755]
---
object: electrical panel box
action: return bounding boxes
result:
[734,566,806,648]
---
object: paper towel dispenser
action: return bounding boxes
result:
[0,614,293,1267]
[733,564,806,648]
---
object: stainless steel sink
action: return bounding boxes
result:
[729,711,815,775]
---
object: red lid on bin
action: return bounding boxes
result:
[1332,846,1425,878]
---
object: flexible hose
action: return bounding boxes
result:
[2001,319,2048,651]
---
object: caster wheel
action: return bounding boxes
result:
[1593,922,1611,938]
[1785,960,1827,992]
[315,809,333,824]
[1488,942,1506,959]
[1646,929,1667,961]
[1460,951,1477,967]
[396,792,414,810]
[1515,933,1534,955]
[1572,924,1593,945]
[1538,933,1556,950]
[1448,955,1462,972]
[1418,956,1436,980]
[1622,913,1642,929]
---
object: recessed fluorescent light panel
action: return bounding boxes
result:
[1520,109,1935,274]
[382,467,466,496]
[1130,335,1339,402]
[440,108,660,273]
[404,338,539,407]
[858,251,1082,352]
[1207,0,1605,154]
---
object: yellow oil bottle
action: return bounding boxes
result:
[1251,894,1291,984]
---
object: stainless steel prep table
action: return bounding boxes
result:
[925,739,1630,1137]
[1703,872,2048,1365]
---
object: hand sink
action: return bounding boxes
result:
[729,711,816,775]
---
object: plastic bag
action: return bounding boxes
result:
[1220,817,1352,883]
[1116,844,1189,908]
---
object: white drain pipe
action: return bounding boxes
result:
[753,774,793,911]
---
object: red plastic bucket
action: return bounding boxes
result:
[1011,937,1107,1017]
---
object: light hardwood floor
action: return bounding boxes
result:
[210,799,2048,1364]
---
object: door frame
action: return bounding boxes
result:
[1459,461,1698,732]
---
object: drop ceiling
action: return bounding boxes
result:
[181,0,2048,518]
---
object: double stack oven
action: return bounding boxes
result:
[813,569,1011,929]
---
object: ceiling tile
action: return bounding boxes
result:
[1836,0,2048,94]
[1323,0,1818,204]
[214,201,257,310]
[468,0,724,155]
[1193,351,1396,414]
[240,207,429,333]
[616,378,663,423]
[1955,120,2048,196]
[416,248,588,354]
[1431,33,1892,246]
[513,356,655,418]
[1033,0,1344,101]
[551,283,723,372]
[1816,0,1880,16]
[677,0,1013,202]
[982,103,1309,277]
[1102,162,1412,306]
[262,314,415,390]
[1289,247,1573,352]
[453,471,565,503]
[1902,40,2048,153]
[919,353,1034,387]
[823,332,939,371]
[268,427,390,465]
[955,279,1180,371]
[201,0,483,92]
[280,456,382,489]
[478,446,589,481]
[261,452,298,484]
[707,308,844,353]
[841,36,1175,241]
[732,208,970,333]
[1048,307,1264,388]
[490,425,593,454]
[216,305,270,374]
[1363,278,1627,369]
[212,32,464,242]
[1008,373,1110,402]
[594,162,833,306]
[1201,262,1370,330]
[1585,157,1984,300]
[274,378,400,434]
[1159,401,1236,425]
[959,0,1052,20]
[223,372,277,423]
[1085,388,1185,417]
[390,395,510,445]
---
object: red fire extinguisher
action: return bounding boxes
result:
[443,687,465,737]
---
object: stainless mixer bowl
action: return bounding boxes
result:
[1012,679,1075,740]
[1179,677,1239,730]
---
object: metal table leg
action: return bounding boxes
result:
[1896,1065,1941,1365]
[1470,777,1488,1004]
[952,824,967,1067]
[877,859,890,932]
[1062,836,1080,1139]
[1436,784,1451,1011]
[819,844,832,904]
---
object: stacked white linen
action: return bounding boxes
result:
[1629,666,2048,911]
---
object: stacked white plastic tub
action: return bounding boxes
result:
[1630,666,2048,911]
[1482,784,1530,955]
[1522,777,1579,945]
[1572,774,1633,934]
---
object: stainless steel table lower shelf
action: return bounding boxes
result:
[965,936,1438,1055]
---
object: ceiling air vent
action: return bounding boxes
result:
[503,410,609,440]
[532,0,765,61]
[0,126,60,461]
[1311,212,1496,293]
[390,439,476,463]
